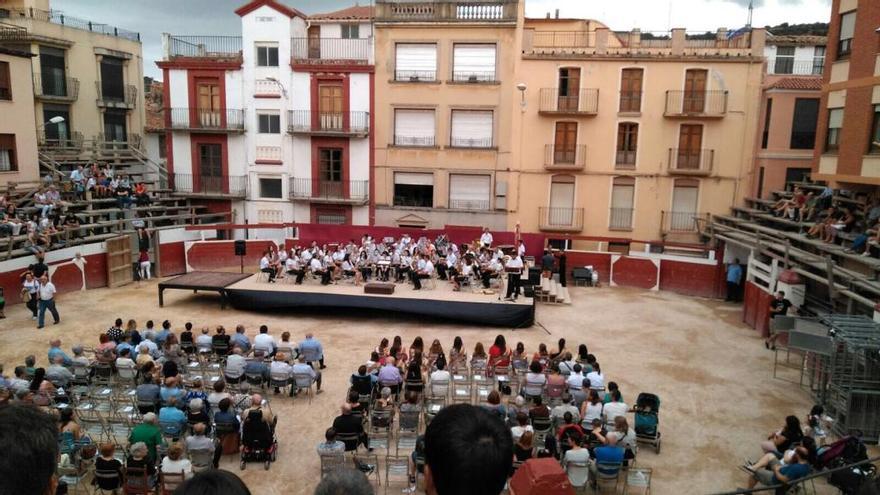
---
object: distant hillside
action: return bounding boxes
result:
[763,22,829,37]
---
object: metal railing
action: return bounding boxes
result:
[38,131,83,150]
[166,35,242,58]
[166,108,245,132]
[0,7,140,41]
[668,148,714,174]
[171,173,247,197]
[95,82,137,107]
[544,144,586,169]
[288,178,368,202]
[609,207,634,230]
[450,137,493,149]
[449,199,490,210]
[531,31,596,48]
[395,70,437,82]
[662,210,708,233]
[451,71,496,83]
[255,146,282,163]
[539,88,599,114]
[393,135,435,147]
[539,207,584,231]
[375,0,517,23]
[615,150,637,168]
[767,57,825,76]
[287,110,369,135]
[33,73,79,101]
[619,91,642,112]
[291,37,371,63]
[664,90,728,117]
[0,21,27,41]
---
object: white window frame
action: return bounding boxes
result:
[341,24,359,39]
[448,174,491,210]
[395,43,437,82]
[450,109,493,148]
[452,43,496,82]
[257,176,284,199]
[255,44,279,67]
[394,109,435,147]
[257,113,280,134]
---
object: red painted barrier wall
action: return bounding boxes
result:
[562,252,612,284]
[0,252,107,304]
[611,256,658,290]
[659,259,720,298]
[186,240,277,272]
[743,281,774,337]
[159,242,187,277]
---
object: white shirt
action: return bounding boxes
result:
[270,361,293,379]
[511,424,534,443]
[278,250,288,263]
[310,258,323,272]
[225,354,246,377]
[23,279,40,294]
[567,372,585,390]
[422,260,434,275]
[259,256,270,270]
[581,402,604,424]
[285,257,299,271]
[161,457,193,479]
[39,281,56,300]
[518,243,526,257]
[602,401,629,424]
[254,333,276,353]
[586,371,604,388]
[480,232,493,246]
[506,256,524,273]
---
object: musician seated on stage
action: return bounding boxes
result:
[397,250,412,283]
[284,249,306,285]
[309,254,332,285]
[481,256,503,289]
[452,256,476,291]
[259,250,276,283]
[340,254,358,285]
[376,250,392,282]
[411,253,435,291]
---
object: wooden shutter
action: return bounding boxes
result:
[677,125,703,169]
[558,68,580,111]
[684,69,707,113]
[620,69,643,112]
[554,122,577,163]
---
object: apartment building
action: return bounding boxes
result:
[159,0,373,225]
[514,19,766,242]
[0,46,38,185]
[372,0,518,230]
[0,0,144,152]
[813,0,880,189]
[753,34,825,197]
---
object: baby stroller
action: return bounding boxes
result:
[240,409,277,471]
[633,392,661,453]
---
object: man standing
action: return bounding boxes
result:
[541,249,555,279]
[726,258,743,302]
[298,332,326,369]
[37,274,59,329]
[765,291,793,350]
[504,254,523,302]
[480,228,493,248]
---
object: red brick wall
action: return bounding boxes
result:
[611,256,658,290]
[186,240,277,271]
[159,241,187,277]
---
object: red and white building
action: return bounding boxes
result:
[157,0,373,228]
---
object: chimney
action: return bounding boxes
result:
[555,9,560,19]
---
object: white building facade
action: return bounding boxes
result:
[158,0,373,227]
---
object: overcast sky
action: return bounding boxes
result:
[52,0,832,80]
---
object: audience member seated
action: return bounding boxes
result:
[580,389,604,429]
[159,397,187,433]
[482,390,507,421]
[270,353,295,397]
[378,357,403,396]
[590,432,625,482]
[562,431,591,488]
[46,356,73,388]
[292,354,323,394]
[761,415,803,457]
[332,404,369,451]
[161,442,193,480]
[745,446,811,490]
[186,399,211,432]
[231,324,251,353]
[253,325,277,356]
[129,413,164,463]
[126,442,157,488]
[212,326,231,355]
[94,443,124,492]
[551,393,581,426]
[351,365,376,397]
[514,430,535,465]
[243,394,274,426]
[317,427,346,455]
[602,390,628,428]
[522,361,547,400]
[160,377,185,405]
[245,351,270,382]
[185,422,218,468]
[511,412,533,443]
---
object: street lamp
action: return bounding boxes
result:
[265,77,288,98]
[37,116,65,129]
[516,82,527,112]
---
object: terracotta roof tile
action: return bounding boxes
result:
[766,34,827,46]
[310,5,373,21]
[767,77,823,91]
[145,82,165,132]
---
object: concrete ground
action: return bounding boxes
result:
[0,277,833,494]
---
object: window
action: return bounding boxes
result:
[449,174,491,210]
[256,45,279,67]
[557,68,580,111]
[39,46,66,97]
[761,98,773,149]
[319,148,343,183]
[870,105,880,154]
[619,68,643,112]
[318,84,343,130]
[774,46,795,74]
[838,11,856,59]
[616,123,638,167]
[450,110,493,148]
[610,177,635,230]
[258,178,283,199]
[42,104,70,143]
[315,207,347,225]
[548,175,576,226]
[394,172,433,207]
[394,109,435,146]
[0,134,17,171]
[683,69,708,113]
[99,56,124,101]
[341,24,359,39]
[790,98,819,150]
[670,179,699,231]
[676,124,704,170]
[553,122,578,165]
[826,108,843,152]
[158,134,167,159]
[257,113,280,134]
[452,44,496,82]
[0,61,9,101]
[813,46,826,75]
[198,143,223,195]
[395,43,437,81]
[103,109,127,142]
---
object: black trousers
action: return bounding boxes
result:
[288,269,305,284]
[26,294,38,316]
[482,272,496,289]
[726,281,740,302]
[261,267,275,282]
[505,273,521,299]
[412,272,429,290]
[318,270,331,285]
[437,264,448,280]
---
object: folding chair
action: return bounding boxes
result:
[396,409,420,454]
[92,363,114,388]
[423,397,445,426]
[269,371,293,397]
[369,408,393,451]
[57,463,88,495]
[624,467,652,495]
[93,468,123,494]
[354,452,381,488]
[531,416,553,446]
[159,421,184,442]
[384,454,413,495]
[116,364,138,388]
[188,447,215,472]
[452,373,472,404]
[244,371,265,390]
[564,458,591,492]
[293,372,316,404]
[594,461,623,494]
[474,375,492,405]
[336,431,362,453]
[122,466,152,495]
[319,451,346,478]
[160,471,186,495]
[428,377,449,400]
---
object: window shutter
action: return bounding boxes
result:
[394,172,434,186]
[840,12,856,40]
[451,110,493,147]
[453,44,496,81]
[611,183,634,209]
[449,174,491,210]
[395,44,437,78]
[828,108,844,128]
[672,182,699,213]
[395,110,435,145]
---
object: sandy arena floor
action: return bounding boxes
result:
[0,276,834,494]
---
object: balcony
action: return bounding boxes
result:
[394,70,437,82]
[609,207,634,231]
[255,146,282,165]
[538,88,599,115]
[0,22,28,41]
[167,108,246,133]
[38,131,83,150]
[375,0,518,23]
[171,173,247,198]
[287,110,369,137]
[289,178,369,205]
[544,145,586,170]
[538,207,584,232]
[291,37,372,65]
[164,35,242,60]
[450,137,493,149]
[664,91,727,118]
[33,74,79,102]
[766,57,824,76]
[668,148,714,176]
[0,7,140,41]
[95,82,137,109]
[451,71,496,83]
[661,210,709,234]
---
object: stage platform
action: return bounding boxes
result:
[161,272,535,328]
[158,271,251,309]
